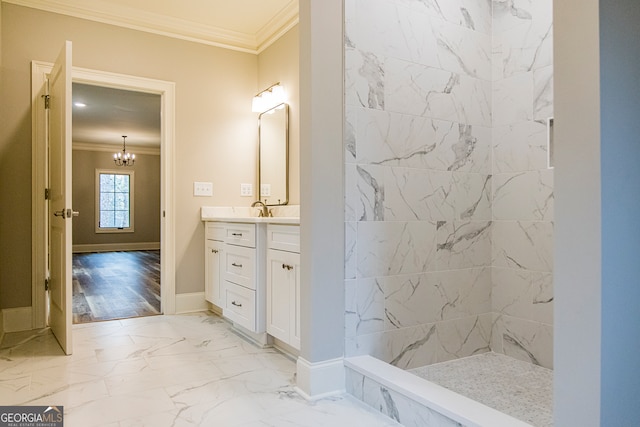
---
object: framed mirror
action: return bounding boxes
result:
[258,103,289,206]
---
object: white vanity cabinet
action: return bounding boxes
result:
[266,224,301,350]
[204,221,266,335]
[201,207,300,346]
[222,222,265,333]
[204,223,225,307]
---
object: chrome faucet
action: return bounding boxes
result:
[251,200,270,217]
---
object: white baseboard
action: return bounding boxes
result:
[230,322,272,348]
[175,292,208,314]
[295,356,345,401]
[272,337,300,360]
[206,302,223,316]
[2,306,33,333]
[72,242,160,253]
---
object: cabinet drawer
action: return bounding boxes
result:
[267,224,300,253]
[223,281,256,331]
[225,223,256,247]
[206,222,225,241]
[224,245,255,289]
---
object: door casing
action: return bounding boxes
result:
[31,61,177,328]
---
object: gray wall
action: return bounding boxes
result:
[299,0,344,366]
[554,0,601,424]
[555,0,640,424]
[72,149,160,246]
[599,0,640,421]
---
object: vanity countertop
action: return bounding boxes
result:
[202,216,300,225]
[200,206,300,225]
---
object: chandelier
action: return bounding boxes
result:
[114,135,135,166]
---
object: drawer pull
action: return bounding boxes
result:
[231,233,243,237]
[282,263,294,271]
[211,249,218,254]
[231,262,243,268]
[231,300,242,307]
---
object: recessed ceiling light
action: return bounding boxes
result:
[74,102,87,107]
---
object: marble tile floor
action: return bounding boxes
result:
[0,312,400,427]
[409,352,553,427]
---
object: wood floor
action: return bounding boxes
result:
[72,250,161,324]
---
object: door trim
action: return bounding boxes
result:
[31,61,176,328]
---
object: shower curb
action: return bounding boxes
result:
[344,355,532,427]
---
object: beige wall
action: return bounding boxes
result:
[0,3,260,307]
[257,25,300,205]
[0,3,2,68]
[72,149,161,246]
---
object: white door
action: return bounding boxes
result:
[48,41,73,355]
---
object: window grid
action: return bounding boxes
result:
[96,169,134,233]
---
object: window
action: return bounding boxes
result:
[96,169,134,233]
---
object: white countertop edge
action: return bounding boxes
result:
[200,206,299,224]
[201,215,299,225]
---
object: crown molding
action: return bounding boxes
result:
[4,0,298,54]
[73,141,160,155]
[255,1,299,54]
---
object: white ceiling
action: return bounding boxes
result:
[5,0,299,53]
[72,83,161,148]
[6,0,300,147]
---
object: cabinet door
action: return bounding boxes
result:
[205,239,224,306]
[266,249,291,343]
[266,249,300,349]
[290,252,301,351]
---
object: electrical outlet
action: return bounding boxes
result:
[194,181,213,196]
[240,183,253,197]
[260,184,271,197]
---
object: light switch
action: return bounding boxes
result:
[260,184,271,197]
[194,181,213,196]
[240,183,253,197]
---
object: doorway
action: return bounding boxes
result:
[31,59,177,341]
[70,83,162,324]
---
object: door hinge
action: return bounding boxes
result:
[44,188,50,200]
[43,94,50,109]
[44,278,50,291]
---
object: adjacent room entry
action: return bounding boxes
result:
[70,83,162,324]
[32,41,176,354]
[72,250,161,323]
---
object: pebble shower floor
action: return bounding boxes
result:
[409,352,553,426]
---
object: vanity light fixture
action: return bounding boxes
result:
[114,135,135,166]
[252,83,285,113]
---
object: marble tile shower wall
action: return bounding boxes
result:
[491,0,554,369]
[344,0,494,370]
[343,0,554,370]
